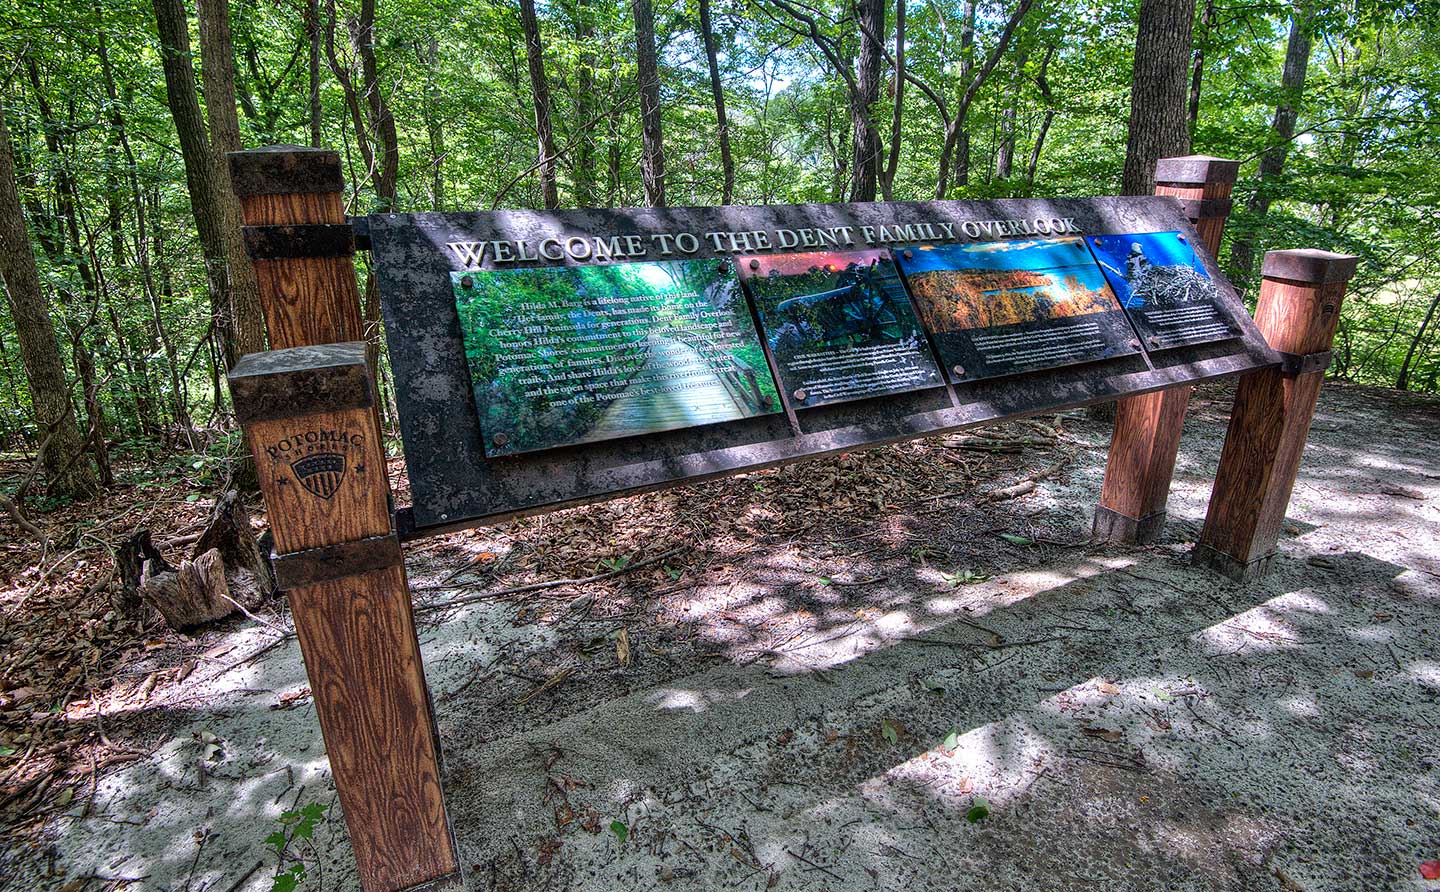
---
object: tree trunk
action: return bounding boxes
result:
[881,0,905,200]
[308,0,323,146]
[196,0,266,360]
[1024,44,1057,189]
[418,37,447,207]
[1397,293,1440,391]
[633,0,666,206]
[952,0,976,192]
[850,0,885,202]
[572,0,599,206]
[1189,0,1215,136]
[520,0,560,208]
[699,0,735,204]
[153,0,246,368]
[1120,0,1195,196]
[357,0,400,208]
[1230,4,1313,281]
[0,109,96,499]
[994,48,1028,179]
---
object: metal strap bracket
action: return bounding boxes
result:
[243,224,356,260]
[1277,349,1333,376]
[272,532,404,590]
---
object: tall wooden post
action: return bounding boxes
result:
[1093,155,1240,544]
[227,147,460,892]
[1193,249,1358,581]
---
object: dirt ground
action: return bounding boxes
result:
[3,379,1438,892]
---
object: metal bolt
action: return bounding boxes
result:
[952,364,965,377]
[440,513,449,521]
[460,275,474,289]
[793,389,808,401]
[749,258,760,271]
[902,249,915,261]
[717,261,729,275]
[1177,233,1187,242]
[493,432,509,447]
[1149,337,1161,347]
[1129,339,1141,349]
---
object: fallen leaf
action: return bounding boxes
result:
[1098,681,1121,696]
[940,728,960,755]
[965,797,990,822]
[615,629,631,668]
[610,820,628,844]
[1082,726,1124,743]
[1420,861,1440,880]
[1354,669,1374,680]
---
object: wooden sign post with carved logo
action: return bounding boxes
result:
[1194,249,1359,580]
[1093,156,1241,544]
[227,147,459,892]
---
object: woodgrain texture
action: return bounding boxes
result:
[289,564,453,891]
[251,255,365,348]
[230,147,458,891]
[1096,159,1238,542]
[1197,264,1354,576]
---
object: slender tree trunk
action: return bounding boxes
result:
[417,37,447,207]
[1230,3,1313,281]
[1024,44,1057,189]
[308,0,323,145]
[952,0,976,191]
[1189,0,1215,137]
[699,0,735,204]
[153,0,247,369]
[1120,0,1195,195]
[357,0,400,208]
[633,0,666,206]
[850,0,885,201]
[196,0,266,360]
[994,48,1028,179]
[881,0,905,200]
[1397,293,1440,390]
[520,0,560,208]
[0,108,95,499]
[572,0,598,206]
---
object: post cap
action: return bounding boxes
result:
[229,342,373,425]
[1261,249,1360,286]
[227,145,344,197]
[1154,155,1241,187]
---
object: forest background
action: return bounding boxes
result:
[0,0,1435,505]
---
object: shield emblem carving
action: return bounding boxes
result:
[291,452,345,499]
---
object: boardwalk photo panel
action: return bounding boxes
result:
[895,237,1140,381]
[453,259,781,456]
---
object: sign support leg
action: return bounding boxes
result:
[1194,249,1358,580]
[1094,155,1240,543]
[226,146,460,892]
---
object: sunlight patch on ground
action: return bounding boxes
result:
[647,686,754,713]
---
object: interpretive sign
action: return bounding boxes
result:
[1086,231,1240,350]
[369,197,1275,532]
[894,237,1140,382]
[453,259,779,456]
[739,250,942,407]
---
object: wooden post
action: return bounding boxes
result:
[226,147,460,892]
[1193,249,1359,581]
[1093,155,1240,544]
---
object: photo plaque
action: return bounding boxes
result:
[1086,231,1241,350]
[453,259,781,456]
[739,249,943,408]
[894,237,1140,382]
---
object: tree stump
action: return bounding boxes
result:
[114,490,275,629]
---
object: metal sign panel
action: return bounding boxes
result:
[369,197,1277,535]
[453,259,779,456]
[738,249,942,409]
[894,237,1140,382]
[1085,231,1245,350]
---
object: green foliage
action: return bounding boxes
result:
[264,801,330,892]
[0,0,1436,479]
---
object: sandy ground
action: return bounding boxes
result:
[4,380,1438,892]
